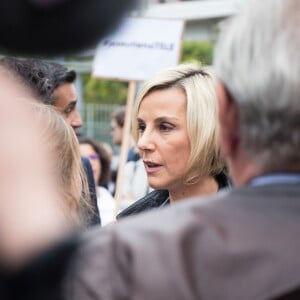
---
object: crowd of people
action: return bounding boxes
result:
[1,0,300,299]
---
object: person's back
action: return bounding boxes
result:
[67,185,300,299]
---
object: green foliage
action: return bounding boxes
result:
[82,74,128,104]
[82,40,214,104]
[181,40,214,65]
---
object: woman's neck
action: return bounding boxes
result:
[168,176,218,204]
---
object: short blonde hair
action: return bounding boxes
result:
[132,64,225,184]
[31,103,91,225]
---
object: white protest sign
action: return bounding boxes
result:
[92,17,185,81]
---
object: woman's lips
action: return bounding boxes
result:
[143,161,162,174]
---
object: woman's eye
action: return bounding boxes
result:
[137,123,146,132]
[159,123,173,132]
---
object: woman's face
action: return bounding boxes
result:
[110,119,123,146]
[137,88,191,192]
[79,143,101,185]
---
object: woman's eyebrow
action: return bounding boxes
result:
[137,116,179,123]
[137,117,145,123]
[154,116,179,123]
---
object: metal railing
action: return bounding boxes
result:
[81,103,123,144]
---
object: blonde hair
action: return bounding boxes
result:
[133,64,225,184]
[31,102,91,226]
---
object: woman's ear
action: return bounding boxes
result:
[215,81,240,159]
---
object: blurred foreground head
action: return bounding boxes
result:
[0,65,86,269]
[0,0,138,55]
[214,0,300,184]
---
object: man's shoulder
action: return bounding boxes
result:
[81,183,300,252]
[70,184,300,299]
[77,187,240,261]
[82,183,300,244]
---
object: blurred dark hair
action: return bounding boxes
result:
[0,57,76,105]
[112,107,125,128]
[0,0,138,55]
[78,136,111,188]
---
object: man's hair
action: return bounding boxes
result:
[0,57,76,105]
[132,64,225,185]
[214,0,300,170]
[112,108,125,128]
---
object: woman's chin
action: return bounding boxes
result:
[148,180,168,191]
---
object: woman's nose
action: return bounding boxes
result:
[137,129,155,151]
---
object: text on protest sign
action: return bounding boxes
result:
[93,17,185,81]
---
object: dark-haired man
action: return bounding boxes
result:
[0,57,100,226]
[53,79,83,130]
[0,57,83,129]
[43,64,83,130]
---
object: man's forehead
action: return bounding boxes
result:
[54,83,77,97]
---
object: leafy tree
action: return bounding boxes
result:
[181,40,214,65]
[82,74,128,104]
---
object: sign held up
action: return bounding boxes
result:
[93,17,185,81]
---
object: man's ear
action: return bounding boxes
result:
[215,81,240,158]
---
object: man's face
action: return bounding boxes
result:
[53,83,83,130]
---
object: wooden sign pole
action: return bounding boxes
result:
[114,80,137,215]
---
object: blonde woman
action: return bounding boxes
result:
[118,64,231,218]
[0,99,91,270]
[32,102,91,226]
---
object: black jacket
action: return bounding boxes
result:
[117,172,231,219]
[81,157,101,226]
[0,236,78,300]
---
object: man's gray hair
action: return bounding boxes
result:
[214,0,300,170]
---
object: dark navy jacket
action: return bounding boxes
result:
[117,172,232,220]
[81,157,101,226]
